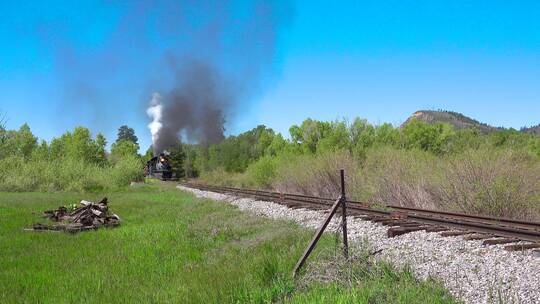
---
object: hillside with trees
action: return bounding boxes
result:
[182,114,540,220]
[2,111,540,220]
[401,110,501,133]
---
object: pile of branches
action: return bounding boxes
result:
[30,198,121,233]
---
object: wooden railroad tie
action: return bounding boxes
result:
[423,227,448,233]
[463,234,493,241]
[482,238,520,245]
[504,243,540,252]
[387,226,429,237]
[439,231,475,237]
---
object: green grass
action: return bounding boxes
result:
[0,183,456,303]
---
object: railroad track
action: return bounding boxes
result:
[181,183,540,252]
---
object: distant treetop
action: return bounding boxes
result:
[116,125,139,146]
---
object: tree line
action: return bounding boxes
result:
[180,118,540,177]
[2,116,539,181]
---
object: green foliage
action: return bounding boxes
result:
[143,146,154,161]
[529,138,540,157]
[197,125,278,173]
[116,125,139,146]
[290,119,333,153]
[14,123,38,159]
[0,125,142,192]
[49,126,107,164]
[0,123,38,159]
[402,119,455,154]
[110,139,139,162]
[95,133,107,164]
[183,144,200,178]
[245,156,277,188]
[109,155,144,188]
[3,116,540,199]
[168,142,186,178]
[0,155,143,192]
[316,120,350,153]
[190,117,540,220]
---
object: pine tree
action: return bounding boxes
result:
[116,125,139,147]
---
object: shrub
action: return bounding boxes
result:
[110,155,144,188]
[245,156,278,188]
[272,151,361,199]
[0,156,143,192]
[360,147,439,209]
[198,167,248,187]
[433,149,540,220]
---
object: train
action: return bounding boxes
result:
[144,153,174,180]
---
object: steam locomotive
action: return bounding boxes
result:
[144,153,174,180]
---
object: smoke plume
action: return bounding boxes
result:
[41,1,292,149]
[148,59,230,154]
[145,1,292,154]
[146,93,163,149]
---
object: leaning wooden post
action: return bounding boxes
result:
[292,195,342,277]
[341,169,348,259]
[292,170,349,277]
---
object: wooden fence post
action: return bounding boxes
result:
[292,170,349,277]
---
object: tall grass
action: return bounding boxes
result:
[199,148,540,220]
[0,155,143,192]
[272,151,361,199]
[360,147,439,209]
[434,149,540,220]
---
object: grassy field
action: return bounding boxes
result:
[0,183,456,303]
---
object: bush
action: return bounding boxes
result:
[272,151,361,199]
[433,149,540,220]
[110,155,144,188]
[245,156,278,188]
[0,156,143,192]
[361,147,439,209]
[198,167,248,187]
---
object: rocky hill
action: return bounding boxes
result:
[402,110,500,133]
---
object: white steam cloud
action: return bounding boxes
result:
[146,92,163,154]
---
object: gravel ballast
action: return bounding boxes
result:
[178,185,540,304]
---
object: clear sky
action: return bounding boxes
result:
[1,0,539,151]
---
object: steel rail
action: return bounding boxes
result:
[185,183,540,231]
[182,183,540,243]
[239,190,540,240]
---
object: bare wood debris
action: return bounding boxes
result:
[27,197,121,233]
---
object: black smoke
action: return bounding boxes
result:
[152,59,229,154]
[41,1,292,149]
[149,1,293,154]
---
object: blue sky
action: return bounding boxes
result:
[1,0,539,151]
